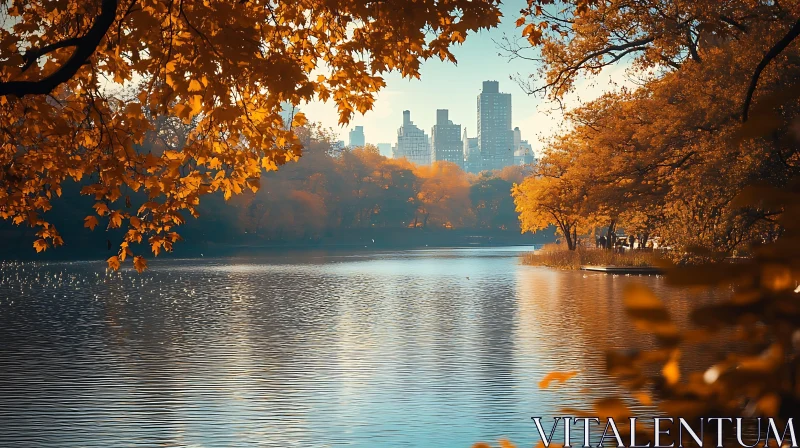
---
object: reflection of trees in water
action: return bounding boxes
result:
[513,268,729,411]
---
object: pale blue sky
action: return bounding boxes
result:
[301,0,632,154]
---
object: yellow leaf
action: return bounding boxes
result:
[261,157,278,171]
[188,79,203,92]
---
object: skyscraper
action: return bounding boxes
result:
[514,141,535,166]
[462,128,480,173]
[348,126,365,148]
[431,109,463,168]
[477,81,513,171]
[512,126,535,166]
[393,110,431,166]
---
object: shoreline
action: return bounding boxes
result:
[0,230,551,263]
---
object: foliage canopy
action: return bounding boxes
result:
[0,0,502,270]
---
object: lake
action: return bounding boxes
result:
[0,247,703,447]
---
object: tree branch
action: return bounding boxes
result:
[742,18,800,122]
[20,37,83,73]
[719,15,749,33]
[0,0,119,98]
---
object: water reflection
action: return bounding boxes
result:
[0,248,712,447]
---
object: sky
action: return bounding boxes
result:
[300,0,634,155]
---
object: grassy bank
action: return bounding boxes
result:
[522,244,660,270]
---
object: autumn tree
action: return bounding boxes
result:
[0,0,502,270]
[369,157,419,228]
[512,0,800,114]
[413,161,473,228]
[491,2,800,442]
[511,0,800,254]
[470,173,518,230]
[513,173,587,251]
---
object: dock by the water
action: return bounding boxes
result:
[580,265,663,275]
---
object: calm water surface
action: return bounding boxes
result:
[0,247,707,447]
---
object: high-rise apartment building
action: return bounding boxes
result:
[477,81,513,171]
[512,126,535,166]
[393,110,431,166]
[462,128,480,173]
[514,141,535,166]
[430,109,463,168]
[348,126,365,148]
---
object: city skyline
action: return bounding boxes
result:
[299,0,634,155]
[351,80,530,172]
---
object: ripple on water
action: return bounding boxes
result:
[0,249,716,447]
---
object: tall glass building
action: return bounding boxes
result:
[462,128,480,173]
[477,81,513,171]
[348,126,365,148]
[430,109,463,168]
[393,110,431,166]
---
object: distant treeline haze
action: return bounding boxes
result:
[0,123,530,253]
[229,125,527,240]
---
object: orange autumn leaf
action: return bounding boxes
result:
[106,256,121,271]
[84,216,99,231]
[538,370,579,389]
[33,239,48,253]
[633,391,653,406]
[662,350,681,386]
[133,256,148,274]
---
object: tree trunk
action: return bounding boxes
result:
[561,223,576,251]
[572,226,578,250]
[606,219,617,250]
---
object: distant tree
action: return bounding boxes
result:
[414,161,474,228]
[470,174,517,230]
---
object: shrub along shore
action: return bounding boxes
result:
[522,244,661,270]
